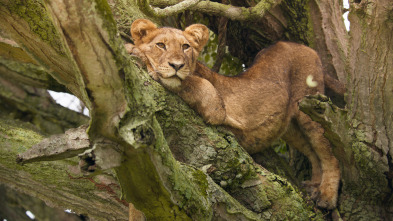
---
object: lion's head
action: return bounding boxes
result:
[130,19,209,91]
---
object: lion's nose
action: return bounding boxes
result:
[168,62,185,71]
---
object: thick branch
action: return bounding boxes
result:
[0,0,89,103]
[43,0,127,139]
[143,82,321,219]
[0,58,68,92]
[0,39,67,92]
[0,184,83,221]
[0,76,88,134]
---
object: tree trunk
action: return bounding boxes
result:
[343,0,393,219]
[0,0,392,220]
[302,0,393,219]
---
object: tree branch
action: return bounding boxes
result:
[0,38,68,92]
[0,184,83,221]
[0,1,88,103]
[17,125,90,164]
[142,0,281,21]
[137,0,201,17]
[0,58,68,92]
[0,76,88,134]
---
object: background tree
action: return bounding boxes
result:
[0,0,392,220]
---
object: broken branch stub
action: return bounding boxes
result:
[17,125,90,164]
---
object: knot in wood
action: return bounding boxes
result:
[132,124,154,145]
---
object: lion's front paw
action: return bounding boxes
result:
[125,43,151,72]
[125,43,135,54]
[125,43,146,60]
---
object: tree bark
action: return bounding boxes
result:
[305,0,393,219]
[343,0,393,219]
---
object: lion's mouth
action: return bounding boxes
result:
[157,71,182,80]
[161,75,181,81]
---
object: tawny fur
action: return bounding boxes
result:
[126,19,341,210]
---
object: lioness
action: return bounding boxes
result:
[125,19,340,210]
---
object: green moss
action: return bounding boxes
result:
[0,120,42,153]
[191,169,209,198]
[152,118,212,219]
[200,129,259,191]
[116,151,193,221]
[259,168,323,220]
[350,134,388,195]
[281,0,314,47]
[0,57,46,79]
[0,42,37,64]
[94,0,117,38]
[117,116,213,220]
[5,0,64,55]
[167,165,212,219]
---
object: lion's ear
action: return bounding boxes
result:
[131,19,158,45]
[184,24,209,52]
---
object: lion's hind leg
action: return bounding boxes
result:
[295,112,340,210]
[283,121,323,200]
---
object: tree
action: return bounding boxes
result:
[0,0,392,220]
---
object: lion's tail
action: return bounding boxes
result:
[324,74,346,95]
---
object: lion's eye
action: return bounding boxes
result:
[182,44,190,50]
[156,43,166,49]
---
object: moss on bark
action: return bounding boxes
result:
[281,0,314,46]
[1,0,65,55]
